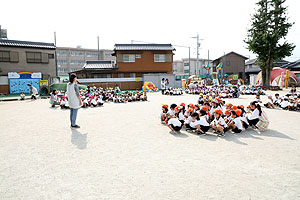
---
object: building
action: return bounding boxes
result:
[0,39,56,94]
[282,59,300,86]
[173,58,213,78]
[212,52,248,79]
[72,44,176,90]
[56,47,115,76]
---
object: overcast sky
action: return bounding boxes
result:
[1,0,299,61]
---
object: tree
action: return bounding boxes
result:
[245,0,295,89]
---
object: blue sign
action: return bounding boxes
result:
[8,72,42,94]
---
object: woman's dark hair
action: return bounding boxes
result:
[52,89,56,95]
[170,104,177,109]
[231,110,237,117]
[162,107,168,113]
[238,106,245,116]
[250,101,262,116]
[69,73,77,83]
[191,112,200,120]
[199,109,207,116]
[204,102,210,107]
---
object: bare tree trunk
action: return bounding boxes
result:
[265,68,271,90]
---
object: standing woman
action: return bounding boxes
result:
[161,78,165,95]
[67,74,82,128]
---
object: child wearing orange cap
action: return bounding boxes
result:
[227,110,244,133]
[224,109,232,123]
[160,104,169,124]
[210,109,227,137]
[174,106,185,125]
[189,111,210,135]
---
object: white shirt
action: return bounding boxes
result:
[190,116,209,127]
[248,109,260,120]
[184,116,193,124]
[178,112,185,121]
[168,110,175,116]
[281,100,289,108]
[211,116,227,128]
[233,117,245,130]
[168,118,182,127]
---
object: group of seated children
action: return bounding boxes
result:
[240,85,266,95]
[160,99,263,136]
[185,85,240,98]
[163,88,184,96]
[263,92,300,111]
[49,86,148,109]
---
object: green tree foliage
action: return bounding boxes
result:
[245,0,295,89]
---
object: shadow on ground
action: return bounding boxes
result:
[71,129,88,149]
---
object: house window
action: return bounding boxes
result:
[135,54,141,59]
[154,54,166,62]
[0,51,10,62]
[118,73,124,78]
[184,62,189,66]
[26,52,42,63]
[70,51,84,57]
[70,60,85,65]
[184,70,189,73]
[123,54,135,62]
[226,61,230,66]
[105,52,112,57]
[130,73,136,78]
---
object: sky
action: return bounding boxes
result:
[1,0,300,62]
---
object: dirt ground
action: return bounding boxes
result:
[0,90,300,200]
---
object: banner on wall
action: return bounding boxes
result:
[8,72,42,94]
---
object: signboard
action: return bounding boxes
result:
[39,80,48,86]
[8,72,42,94]
[232,75,239,80]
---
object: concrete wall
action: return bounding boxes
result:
[0,75,8,94]
[0,46,56,79]
[143,73,175,89]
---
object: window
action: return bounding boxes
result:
[56,50,67,56]
[135,54,141,59]
[57,68,69,73]
[48,54,55,59]
[94,74,112,78]
[123,54,135,62]
[87,52,99,57]
[70,60,85,65]
[118,73,124,78]
[57,59,67,65]
[226,61,230,66]
[184,62,189,66]
[105,52,112,57]
[26,52,42,63]
[130,73,136,78]
[0,51,10,62]
[154,54,166,62]
[70,51,84,57]
[184,70,189,73]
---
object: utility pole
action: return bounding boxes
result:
[54,31,58,77]
[188,47,191,76]
[196,33,199,77]
[97,36,100,60]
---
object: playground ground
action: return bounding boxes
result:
[0,89,300,200]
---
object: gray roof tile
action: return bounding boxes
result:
[83,60,115,70]
[0,39,56,49]
[114,44,175,51]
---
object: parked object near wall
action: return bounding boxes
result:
[142,82,159,92]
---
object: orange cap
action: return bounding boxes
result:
[214,109,223,115]
[175,106,181,111]
[226,103,233,108]
[187,108,194,112]
[235,109,242,116]
[225,109,231,114]
[180,103,185,107]
[200,106,208,111]
[239,105,245,109]
[232,105,238,110]
[189,103,194,108]
[162,104,168,108]
[247,105,251,108]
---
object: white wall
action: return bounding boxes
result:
[0,76,8,85]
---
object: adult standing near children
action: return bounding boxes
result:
[161,78,166,95]
[27,84,38,100]
[67,74,82,128]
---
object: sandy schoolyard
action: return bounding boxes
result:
[0,91,300,200]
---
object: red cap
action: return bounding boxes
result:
[232,105,238,110]
[175,106,181,111]
[226,103,233,108]
[239,105,245,109]
[162,104,168,109]
[235,109,242,116]
[225,109,231,114]
[187,108,194,112]
[180,103,185,107]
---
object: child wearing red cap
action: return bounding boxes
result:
[210,109,227,137]
[160,104,169,124]
[224,109,232,123]
[227,110,244,133]
[175,106,185,125]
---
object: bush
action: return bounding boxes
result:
[50,83,87,92]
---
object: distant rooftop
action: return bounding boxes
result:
[82,60,116,70]
[0,39,55,49]
[114,44,175,51]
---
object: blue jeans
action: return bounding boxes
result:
[70,108,79,126]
